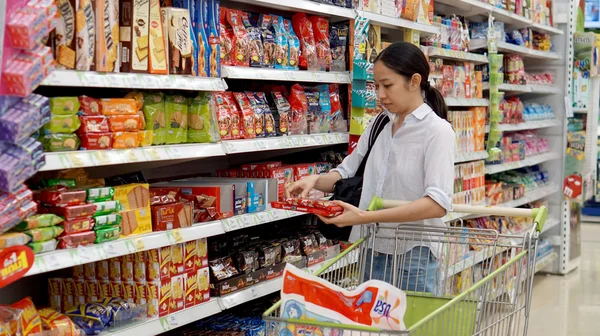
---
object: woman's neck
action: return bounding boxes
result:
[392,97,425,126]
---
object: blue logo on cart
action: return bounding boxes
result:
[373,299,391,317]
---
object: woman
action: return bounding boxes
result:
[286,42,455,293]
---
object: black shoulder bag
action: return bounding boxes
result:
[318,113,390,240]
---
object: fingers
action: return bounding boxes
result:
[333,200,353,210]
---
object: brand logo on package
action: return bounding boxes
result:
[0,246,34,288]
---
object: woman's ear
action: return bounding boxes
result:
[410,74,422,92]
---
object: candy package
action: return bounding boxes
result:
[222,92,242,139]
[242,12,263,67]
[259,15,276,67]
[305,91,323,134]
[292,13,318,70]
[58,231,96,249]
[209,256,239,281]
[227,9,250,66]
[233,93,256,139]
[280,264,407,333]
[271,198,344,217]
[256,92,276,137]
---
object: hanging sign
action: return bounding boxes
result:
[0,246,35,288]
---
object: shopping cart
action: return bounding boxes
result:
[263,196,548,336]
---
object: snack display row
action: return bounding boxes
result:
[357,0,432,21]
[422,15,470,52]
[452,160,486,206]
[50,239,208,320]
[429,59,484,99]
[471,22,554,52]
[482,0,553,26]
[486,165,550,205]
[486,131,550,165]
[448,108,486,156]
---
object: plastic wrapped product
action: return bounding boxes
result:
[62,217,95,234]
[50,97,80,115]
[93,214,122,229]
[292,13,318,70]
[142,93,166,145]
[40,134,80,152]
[79,96,103,116]
[24,226,64,243]
[78,116,110,133]
[43,115,82,134]
[271,198,344,217]
[28,239,58,254]
[94,226,121,244]
[39,187,87,207]
[58,231,96,249]
[188,93,219,143]
[65,303,112,335]
[329,24,348,72]
[0,232,31,249]
[38,308,82,336]
[93,200,122,216]
[100,99,138,116]
[86,187,115,203]
[164,95,189,144]
[47,203,97,220]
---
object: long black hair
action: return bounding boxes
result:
[374,42,448,120]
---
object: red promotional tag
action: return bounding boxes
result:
[0,246,34,288]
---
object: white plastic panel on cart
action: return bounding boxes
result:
[223,66,351,83]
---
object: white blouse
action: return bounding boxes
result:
[332,103,456,256]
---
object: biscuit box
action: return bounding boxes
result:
[120,207,152,236]
[163,7,194,75]
[170,273,185,313]
[111,280,124,299]
[268,166,294,201]
[146,248,161,281]
[83,262,96,280]
[108,257,122,282]
[133,251,147,282]
[152,181,234,219]
[76,0,95,71]
[72,264,84,280]
[74,279,87,306]
[156,278,172,317]
[98,280,113,298]
[147,281,159,318]
[151,200,194,231]
[95,259,109,280]
[196,267,210,304]
[195,238,208,269]
[196,0,210,77]
[85,280,100,302]
[120,254,134,282]
[207,0,221,77]
[54,0,77,69]
[122,0,150,72]
[48,278,63,312]
[134,281,148,305]
[94,0,119,72]
[113,183,150,210]
[160,246,173,280]
[184,271,198,308]
[123,280,135,304]
[184,240,197,273]
[171,243,185,276]
[148,0,168,74]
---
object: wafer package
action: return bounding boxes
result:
[151,200,193,231]
[148,0,168,74]
[113,183,149,210]
[163,7,194,75]
[76,0,95,71]
[271,198,344,217]
[119,207,152,236]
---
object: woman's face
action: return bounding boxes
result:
[374,61,421,115]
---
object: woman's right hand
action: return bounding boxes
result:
[285,175,321,198]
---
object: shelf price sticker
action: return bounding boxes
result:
[168,229,184,244]
[222,217,241,231]
[66,153,85,168]
[134,238,145,251]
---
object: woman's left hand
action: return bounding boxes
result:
[317,201,371,227]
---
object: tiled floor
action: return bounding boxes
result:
[527,223,600,336]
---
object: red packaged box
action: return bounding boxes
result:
[47,203,97,220]
[61,279,76,313]
[184,271,197,308]
[147,281,159,318]
[151,278,171,317]
[72,265,84,280]
[58,231,96,249]
[270,198,344,217]
[85,280,100,302]
[79,132,113,150]
[171,243,185,277]
[184,240,197,273]
[292,164,316,181]
[241,161,282,178]
[121,254,134,282]
[268,166,295,201]
[83,263,96,281]
[196,267,210,304]
[79,96,103,116]
[195,238,208,269]
[158,247,172,280]
[96,260,109,281]
[146,249,161,281]
[62,217,95,234]
[39,187,86,207]
[78,116,110,133]
[48,278,62,312]
[170,274,185,313]
[108,114,142,132]
[123,281,135,304]
[151,201,194,231]
[111,281,124,299]
[133,252,146,282]
[108,258,122,282]
[73,279,86,306]
[98,280,113,298]
[134,281,147,305]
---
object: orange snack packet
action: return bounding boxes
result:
[113,132,140,149]
[108,115,142,132]
[10,297,42,336]
[101,99,138,116]
[38,308,78,336]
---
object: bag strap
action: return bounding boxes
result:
[355,113,390,177]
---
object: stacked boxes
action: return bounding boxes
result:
[114,183,152,237]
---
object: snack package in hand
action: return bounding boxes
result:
[280,263,407,333]
[292,13,318,70]
[271,198,344,217]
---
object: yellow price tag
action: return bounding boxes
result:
[126,151,140,162]
[146,148,161,161]
[134,239,145,251]
[171,229,183,243]
[68,153,85,167]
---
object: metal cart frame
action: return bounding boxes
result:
[263,196,548,336]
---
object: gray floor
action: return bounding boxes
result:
[527,223,600,336]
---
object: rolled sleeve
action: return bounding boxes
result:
[422,121,456,213]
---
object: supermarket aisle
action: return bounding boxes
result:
[528,224,600,336]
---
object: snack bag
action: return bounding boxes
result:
[65,303,111,335]
[14,214,64,231]
[43,115,81,134]
[113,132,140,149]
[271,91,290,136]
[165,95,189,144]
[280,264,407,333]
[273,16,288,69]
[196,0,210,77]
[206,0,221,77]
[188,93,219,143]
[101,99,138,116]
[259,15,276,68]
[289,84,308,135]
[227,9,249,66]
[223,92,241,139]
[245,92,264,138]
[78,96,103,116]
[219,7,234,66]
[310,16,331,71]
[241,12,263,68]
[38,308,79,336]
[143,93,166,145]
[0,232,31,249]
[283,19,300,70]
[305,90,322,134]
[330,24,348,72]
[10,297,42,336]
[50,97,80,115]
[292,13,318,71]
[256,92,276,137]
[212,92,233,140]
[233,92,256,139]
[24,226,64,242]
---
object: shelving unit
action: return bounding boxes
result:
[223,66,352,83]
[484,119,561,133]
[484,152,561,175]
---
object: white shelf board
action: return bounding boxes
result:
[424,47,488,64]
[530,23,564,36]
[444,184,559,222]
[455,151,489,163]
[581,215,600,223]
[26,208,304,276]
[529,84,563,94]
[486,83,561,94]
[40,144,226,171]
[360,11,440,36]
[228,0,355,19]
[40,133,348,171]
[485,119,561,133]
[222,133,348,154]
[223,66,351,83]
[471,39,561,60]
[100,299,222,335]
[445,98,489,107]
[219,277,283,310]
[41,70,227,91]
[484,151,561,175]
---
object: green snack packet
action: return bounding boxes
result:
[43,114,82,134]
[165,95,189,144]
[40,134,80,152]
[94,214,122,229]
[188,93,219,143]
[14,214,64,231]
[94,226,122,243]
[94,200,121,216]
[47,178,77,188]
[28,239,58,254]
[86,186,115,203]
[50,97,80,115]
[25,226,64,242]
[143,93,166,145]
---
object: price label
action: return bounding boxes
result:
[256,212,268,223]
[168,315,178,327]
[223,142,236,153]
[314,135,326,145]
[254,141,268,151]
[145,148,162,161]
[33,258,48,274]
[160,317,171,331]
[125,150,140,162]
[300,136,313,146]
[291,137,301,146]
[336,73,349,83]
[222,218,239,231]
[169,229,183,243]
[124,240,136,254]
[250,287,259,299]
[284,71,295,81]
[77,246,95,264]
[239,215,254,227]
[134,239,145,251]
[270,210,283,221]
[93,151,111,165]
[68,153,85,168]
[104,242,120,257]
